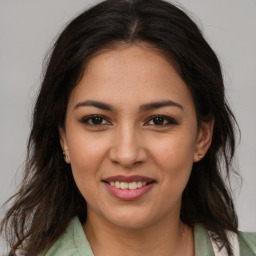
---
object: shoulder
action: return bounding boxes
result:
[238,231,256,255]
[194,224,256,256]
[42,217,94,256]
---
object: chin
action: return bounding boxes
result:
[103,208,156,230]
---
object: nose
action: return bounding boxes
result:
[108,124,147,168]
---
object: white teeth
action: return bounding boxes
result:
[128,182,137,190]
[109,181,150,189]
[115,181,120,188]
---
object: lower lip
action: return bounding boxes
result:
[104,182,154,200]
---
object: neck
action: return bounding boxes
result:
[83,211,194,256]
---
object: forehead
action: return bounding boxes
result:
[68,43,194,113]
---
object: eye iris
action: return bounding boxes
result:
[92,117,103,124]
[153,117,165,125]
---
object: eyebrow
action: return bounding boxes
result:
[74,100,114,111]
[139,100,184,111]
[73,100,184,112]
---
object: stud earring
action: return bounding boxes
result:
[198,154,203,159]
[63,152,69,162]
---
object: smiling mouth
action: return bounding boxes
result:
[102,175,156,200]
[102,180,155,190]
[102,175,156,190]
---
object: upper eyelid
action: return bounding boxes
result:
[145,115,177,122]
[80,114,177,126]
[147,115,173,119]
[81,114,111,124]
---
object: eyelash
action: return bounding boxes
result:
[145,115,179,126]
[80,114,179,127]
[80,115,111,127]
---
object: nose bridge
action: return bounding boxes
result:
[109,121,146,167]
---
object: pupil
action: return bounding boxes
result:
[92,117,103,124]
[154,117,164,125]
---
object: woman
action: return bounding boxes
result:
[1,0,255,255]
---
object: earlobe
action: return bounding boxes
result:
[193,119,215,162]
[59,127,70,164]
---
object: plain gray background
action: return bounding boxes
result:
[0,0,256,253]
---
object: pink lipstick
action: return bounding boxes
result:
[102,175,155,200]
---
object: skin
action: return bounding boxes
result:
[60,43,214,256]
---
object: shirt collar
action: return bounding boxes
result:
[50,217,216,256]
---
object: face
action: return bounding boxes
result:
[60,43,213,230]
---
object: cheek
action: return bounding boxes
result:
[68,136,112,212]
[151,133,196,187]
[68,141,105,205]
[67,133,109,194]
[153,133,196,165]
[68,130,107,169]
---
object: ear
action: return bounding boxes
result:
[193,119,215,162]
[59,127,70,164]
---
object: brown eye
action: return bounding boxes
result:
[152,116,165,125]
[146,115,178,126]
[81,115,110,126]
[90,116,104,125]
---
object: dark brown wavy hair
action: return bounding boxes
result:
[1,0,239,255]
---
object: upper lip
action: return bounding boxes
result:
[102,175,155,183]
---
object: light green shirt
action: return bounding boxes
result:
[44,217,256,256]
